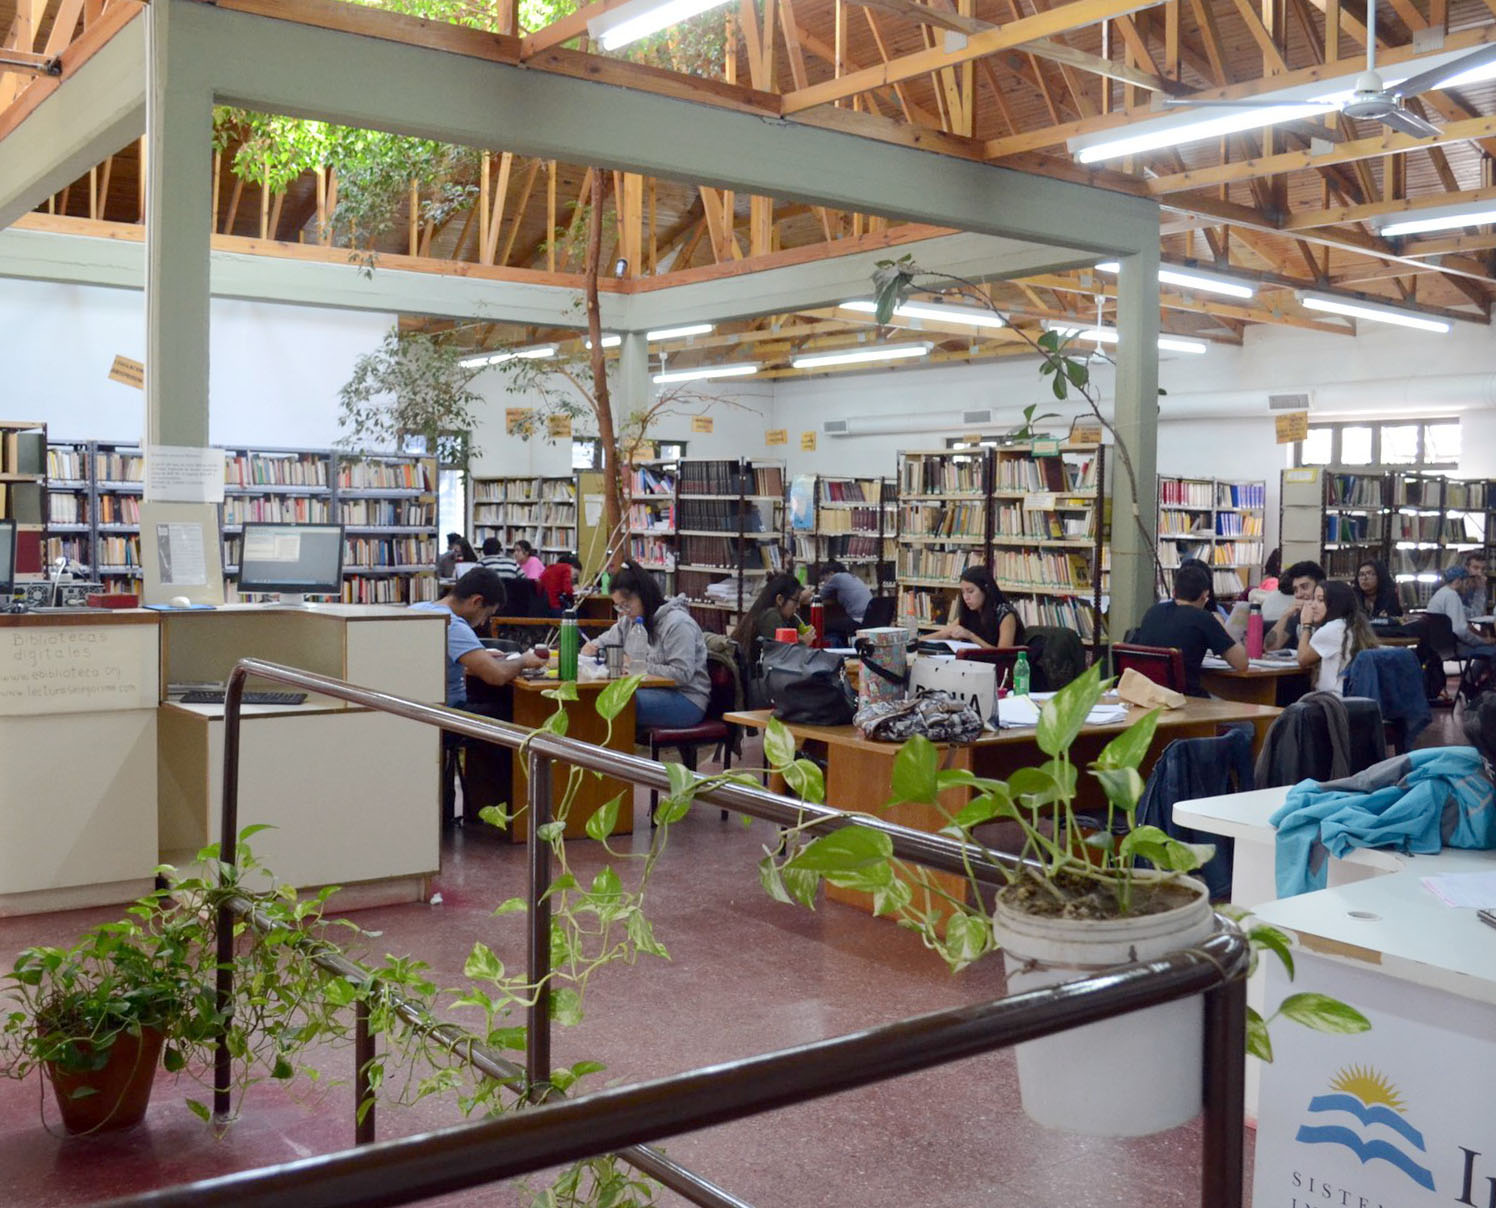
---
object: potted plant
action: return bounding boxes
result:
[742,664,1370,1136]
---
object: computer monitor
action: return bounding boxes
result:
[0,519,14,600]
[237,523,344,606]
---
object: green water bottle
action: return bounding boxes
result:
[558,608,580,681]
[1013,650,1031,696]
[599,570,611,595]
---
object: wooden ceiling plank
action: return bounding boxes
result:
[481,151,514,266]
[43,0,86,58]
[778,0,813,90]
[1282,183,1496,232]
[1226,0,1288,73]
[498,158,541,267]
[1184,0,1228,85]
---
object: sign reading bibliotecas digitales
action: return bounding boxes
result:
[1275,411,1310,444]
[765,429,787,446]
[691,415,714,434]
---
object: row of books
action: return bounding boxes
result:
[336,461,431,491]
[1157,541,1213,569]
[1325,513,1385,543]
[816,506,881,534]
[48,494,84,523]
[677,460,784,497]
[897,586,955,627]
[897,547,983,580]
[1326,474,1385,508]
[678,499,769,532]
[825,535,882,561]
[680,535,785,572]
[1012,596,1102,642]
[537,528,576,550]
[1157,512,1212,538]
[630,466,675,497]
[472,478,576,503]
[900,501,984,539]
[224,497,332,525]
[1392,514,1471,543]
[473,503,555,526]
[95,451,144,482]
[900,456,983,495]
[97,535,141,567]
[821,478,882,503]
[628,537,674,568]
[992,550,1094,593]
[338,499,433,527]
[96,494,142,525]
[1217,482,1265,509]
[47,447,88,480]
[1443,480,1488,510]
[225,453,328,488]
[1210,569,1246,596]
[994,457,1074,493]
[341,575,440,605]
[1390,548,1443,575]
[44,535,88,565]
[0,429,41,477]
[1216,511,1263,537]
[1158,478,1214,508]
[628,502,674,533]
[1211,542,1263,566]
[995,505,1093,541]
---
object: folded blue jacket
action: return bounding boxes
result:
[1270,747,1496,897]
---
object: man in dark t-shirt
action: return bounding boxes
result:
[1131,564,1248,696]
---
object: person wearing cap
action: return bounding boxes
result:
[1426,565,1496,658]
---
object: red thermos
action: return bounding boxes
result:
[1246,601,1264,660]
[810,594,825,648]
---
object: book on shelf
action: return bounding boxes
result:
[225,452,329,488]
[629,465,676,496]
[900,455,984,495]
[1158,478,1214,507]
[991,549,1094,593]
[1216,482,1265,509]
[1215,511,1263,537]
[338,498,430,526]
[1157,510,1213,538]
[820,478,881,504]
[899,500,984,538]
[95,449,144,482]
[95,494,142,525]
[46,446,88,479]
[228,496,333,525]
[1326,474,1386,508]
[896,547,983,580]
[816,506,880,534]
[338,459,431,491]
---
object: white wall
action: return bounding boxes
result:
[0,277,392,448]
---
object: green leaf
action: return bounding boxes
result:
[584,794,623,841]
[1050,372,1068,400]
[187,1098,211,1123]
[624,909,669,958]
[782,758,824,803]
[549,987,584,1028]
[1245,1007,1272,1063]
[943,912,991,969]
[653,794,693,825]
[1094,709,1161,771]
[781,865,820,908]
[542,680,579,702]
[758,855,795,905]
[889,735,938,804]
[1092,766,1146,813]
[476,804,511,829]
[1036,663,1103,756]
[1037,330,1059,353]
[764,718,797,769]
[1008,766,1063,806]
[163,1046,185,1073]
[591,867,623,898]
[870,877,913,918]
[786,826,893,874]
[463,942,504,982]
[272,1055,294,1081]
[1039,757,1078,799]
[1277,993,1372,1035]
[949,788,1017,830]
[535,820,566,842]
[1248,925,1295,980]
[596,673,644,722]
[492,896,527,916]
[539,708,569,737]
[1117,826,1205,871]
[666,762,698,800]
[1064,358,1089,388]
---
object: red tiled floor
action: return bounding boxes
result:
[0,752,1257,1207]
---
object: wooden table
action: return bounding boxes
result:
[1199,660,1309,706]
[727,697,1281,917]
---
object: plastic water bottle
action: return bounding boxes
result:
[1013,650,1031,696]
[599,570,611,595]
[558,608,579,680]
[1246,601,1264,660]
[622,615,645,674]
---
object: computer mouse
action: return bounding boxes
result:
[170,596,192,609]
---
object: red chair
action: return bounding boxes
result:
[644,659,737,823]
[1111,642,1188,694]
[955,646,1028,691]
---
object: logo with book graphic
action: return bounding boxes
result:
[1294,1066,1436,1191]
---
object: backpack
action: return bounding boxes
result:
[759,642,858,726]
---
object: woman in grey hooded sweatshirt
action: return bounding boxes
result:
[583,560,710,728]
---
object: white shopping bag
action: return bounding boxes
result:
[908,657,997,722]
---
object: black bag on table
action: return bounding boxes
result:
[759,642,858,726]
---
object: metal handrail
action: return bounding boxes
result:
[148,658,1245,1208]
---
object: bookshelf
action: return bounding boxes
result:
[675,458,786,634]
[990,442,1108,643]
[471,475,578,555]
[895,448,991,631]
[93,440,144,593]
[333,452,440,604]
[45,438,91,574]
[790,475,895,592]
[1156,475,1265,597]
[1280,467,1489,610]
[627,459,678,584]
[0,420,46,582]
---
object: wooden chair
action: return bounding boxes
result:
[644,659,738,824]
[1111,642,1188,694]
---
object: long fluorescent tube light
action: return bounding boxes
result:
[584,335,623,349]
[1378,206,1496,238]
[1094,261,1256,300]
[458,344,558,369]
[839,299,1006,330]
[1296,291,1451,334]
[1074,102,1332,164]
[1042,322,1208,354]
[588,0,732,50]
[792,343,933,369]
[647,323,715,341]
[652,363,758,383]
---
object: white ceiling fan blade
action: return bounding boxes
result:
[1395,43,1496,98]
[1161,98,1316,108]
[1376,106,1442,138]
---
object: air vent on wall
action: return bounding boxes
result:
[1268,392,1311,411]
[822,419,849,434]
[962,409,994,425]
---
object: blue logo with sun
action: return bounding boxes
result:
[1295,1066,1435,1191]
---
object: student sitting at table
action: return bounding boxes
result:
[514,540,545,581]
[927,565,1023,648]
[1264,560,1326,652]
[582,560,711,728]
[1296,579,1379,694]
[1355,559,1401,620]
[803,561,871,645]
[1427,565,1496,662]
[1131,563,1248,696]
[733,572,812,650]
[478,537,521,579]
[1177,557,1228,621]
[539,553,581,616]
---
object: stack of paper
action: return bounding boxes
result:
[1421,871,1496,909]
[995,697,1130,729]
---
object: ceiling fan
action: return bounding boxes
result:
[1163,0,1496,138]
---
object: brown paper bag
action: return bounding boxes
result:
[1117,666,1187,710]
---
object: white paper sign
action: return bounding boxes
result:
[155,523,207,587]
[1254,954,1496,1208]
[0,625,158,716]
[584,494,604,526]
[146,445,226,503]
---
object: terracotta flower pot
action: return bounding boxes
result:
[45,1026,165,1134]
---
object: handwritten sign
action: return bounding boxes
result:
[145,445,226,503]
[1031,437,1061,457]
[108,355,144,389]
[546,413,573,438]
[1069,418,1103,444]
[800,431,817,452]
[1274,411,1309,444]
[0,624,157,717]
[691,415,714,434]
[505,408,533,433]
[765,429,787,446]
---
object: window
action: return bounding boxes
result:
[572,438,688,469]
[1290,418,1459,470]
[437,469,466,543]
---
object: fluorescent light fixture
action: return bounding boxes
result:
[1378,205,1496,238]
[584,335,623,350]
[1093,261,1256,300]
[791,343,933,369]
[458,343,558,369]
[839,299,1006,330]
[588,0,732,50]
[1042,322,1208,354]
[647,323,715,341]
[652,362,758,383]
[1297,291,1451,334]
[1073,102,1332,164]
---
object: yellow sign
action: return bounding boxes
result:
[505,407,533,433]
[108,355,144,389]
[546,413,573,438]
[1274,411,1309,444]
[1069,418,1103,444]
[800,431,817,452]
[765,429,788,446]
[691,415,714,434]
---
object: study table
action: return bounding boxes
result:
[1198,656,1309,706]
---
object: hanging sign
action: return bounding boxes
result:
[108,355,145,389]
[1069,418,1103,444]
[691,415,715,434]
[505,408,533,433]
[800,431,817,452]
[765,429,788,446]
[1275,411,1310,444]
[546,413,573,438]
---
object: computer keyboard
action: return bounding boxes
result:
[178,690,308,706]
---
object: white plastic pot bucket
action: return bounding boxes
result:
[991,876,1214,1136]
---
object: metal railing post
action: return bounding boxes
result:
[1200,975,1248,1208]
[213,665,250,1122]
[355,997,377,1145]
[526,749,553,1102]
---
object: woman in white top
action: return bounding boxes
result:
[1296,579,1379,694]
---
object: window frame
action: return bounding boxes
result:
[1290,417,1460,471]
